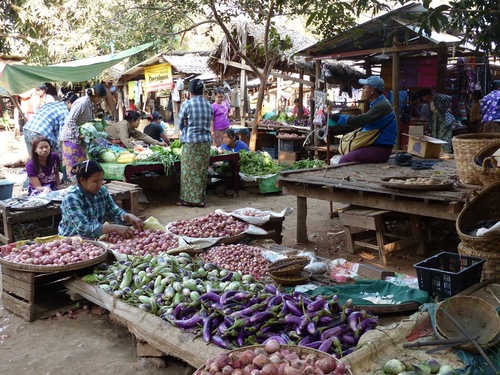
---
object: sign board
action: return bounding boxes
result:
[144,63,173,91]
[314,90,327,108]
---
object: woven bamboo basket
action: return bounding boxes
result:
[471,141,500,187]
[458,242,500,282]
[435,295,500,353]
[456,180,500,253]
[452,133,500,185]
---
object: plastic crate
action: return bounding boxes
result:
[414,252,485,299]
[258,174,282,194]
[262,147,278,159]
[279,139,305,152]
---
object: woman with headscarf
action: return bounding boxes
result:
[418,88,458,152]
[176,79,213,207]
[59,83,108,176]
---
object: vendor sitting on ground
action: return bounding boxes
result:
[105,110,163,149]
[219,129,250,153]
[26,136,62,196]
[144,112,170,145]
[58,160,144,239]
[330,76,397,163]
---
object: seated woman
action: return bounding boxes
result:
[220,129,250,153]
[58,160,144,239]
[105,110,163,149]
[25,136,61,196]
[144,112,170,145]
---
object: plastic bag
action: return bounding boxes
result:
[144,216,167,232]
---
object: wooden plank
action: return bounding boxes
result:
[357,263,395,280]
[297,197,308,243]
[64,279,225,368]
[2,291,33,321]
[2,274,33,301]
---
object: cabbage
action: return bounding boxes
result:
[383,359,405,375]
[99,149,117,163]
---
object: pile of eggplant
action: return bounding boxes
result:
[83,253,378,358]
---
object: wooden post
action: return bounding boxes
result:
[392,42,401,149]
[240,30,248,128]
[296,196,308,244]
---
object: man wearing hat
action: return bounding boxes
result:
[144,111,171,145]
[330,75,397,163]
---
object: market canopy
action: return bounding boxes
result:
[0,42,154,95]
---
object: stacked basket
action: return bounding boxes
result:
[456,180,500,281]
[452,133,500,185]
[267,256,311,286]
[471,141,500,187]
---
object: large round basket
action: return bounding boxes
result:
[471,141,500,187]
[452,133,500,185]
[194,344,353,375]
[458,242,500,282]
[435,295,500,353]
[0,240,108,273]
[456,180,500,253]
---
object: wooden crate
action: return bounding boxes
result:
[1,265,93,321]
[278,151,306,165]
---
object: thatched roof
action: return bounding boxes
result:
[208,18,365,87]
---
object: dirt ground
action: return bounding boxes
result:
[0,131,458,374]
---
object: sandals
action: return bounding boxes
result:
[176,200,205,208]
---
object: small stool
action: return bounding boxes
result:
[338,207,424,265]
[104,181,142,216]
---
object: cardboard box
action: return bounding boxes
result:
[405,134,447,159]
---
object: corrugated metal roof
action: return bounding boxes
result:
[298,3,461,59]
[163,53,212,75]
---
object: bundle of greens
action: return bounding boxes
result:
[239,150,284,176]
[290,159,327,170]
[148,145,181,175]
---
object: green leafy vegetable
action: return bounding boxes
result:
[291,159,327,170]
[239,150,285,176]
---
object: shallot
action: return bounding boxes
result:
[0,237,105,266]
[105,229,178,256]
[201,244,269,279]
[168,212,249,238]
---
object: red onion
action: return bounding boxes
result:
[169,213,249,238]
[105,229,179,257]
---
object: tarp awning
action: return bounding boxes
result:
[0,42,154,95]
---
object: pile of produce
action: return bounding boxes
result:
[239,151,285,176]
[261,119,287,127]
[278,132,306,139]
[290,160,327,170]
[146,142,182,175]
[1,237,105,266]
[383,358,457,374]
[103,229,179,257]
[201,244,269,279]
[84,253,378,357]
[196,339,348,374]
[168,212,249,238]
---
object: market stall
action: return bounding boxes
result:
[277,158,478,248]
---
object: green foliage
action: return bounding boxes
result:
[239,150,284,176]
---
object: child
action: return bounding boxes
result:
[220,129,250,153]
[58,160,144,238]
[25,136,61,196]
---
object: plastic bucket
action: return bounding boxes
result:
[0,180,14,200]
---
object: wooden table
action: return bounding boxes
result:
[0,181,142,244]
[277,160,478,244]
[122,153,241,190]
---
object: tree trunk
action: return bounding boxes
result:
[249,75,268,151]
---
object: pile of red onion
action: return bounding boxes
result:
[1,237,105,266]
[105,229,179,256]
[201,244,269,279]
[234,209,269,217]
[168,212,249,238]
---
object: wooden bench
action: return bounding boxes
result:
[0,181,142,244]
[338,207,425,265]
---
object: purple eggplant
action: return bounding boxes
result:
[358,317,379,333]
[250,311,273,324]
[321,324,349,341]
[203,315,214,342]
[221,271,233,282]
[318,337,334,352]
[264,284,278,294]
[304,341,323,349]
[218,321,228,334]
[298,334,317,346]
[284,315,302,325]
[341,332,357,346]
[318,315,334,325]
[347,311,365,332]
[236,329,245,347]
[224,315,235,327]
[268,295,283,307]
[211,335,232,349]
[306,320,317,335]
[263,335,287,345]
[173,314,203,329]
[307,296,326,312]
[220,290,238,305]
[285,300,304,317]
[199,292,221,303]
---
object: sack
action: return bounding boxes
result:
[339,128,381,155]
